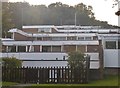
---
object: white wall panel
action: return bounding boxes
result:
[104,49,119,67]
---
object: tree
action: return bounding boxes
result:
[2,57,22,68]
[67,51,86,68]
[2,2,115,30]
[2,2,15,38]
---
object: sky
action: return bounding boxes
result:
[8,0,118,26]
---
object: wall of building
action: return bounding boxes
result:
[22,61,68,67]
[104,49,119,67]
[1,52,99,69]
[22,28,38,33]
[14,33,30,41]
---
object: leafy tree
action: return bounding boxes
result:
[67,51,86,68]
[2,1,116,33]
[2,2,15,38]
[2,57,22,68]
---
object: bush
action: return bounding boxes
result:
[2,57,22,68]
[67,51,85,68]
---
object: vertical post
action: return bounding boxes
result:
[85,45,87,52]
[6,46,9,57]
[86,55,90,83]
[61,45,63,52]
[99,40,104,79]
[118,1,120,27]
[16,46,18,52]
[40,45,42,52]
[118,2,120,78]
[75,12,77,26]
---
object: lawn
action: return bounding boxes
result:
[2,75,119,88]
[2,82,18,86]
[30,75,119,87]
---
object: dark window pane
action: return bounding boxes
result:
[52,46,61,52]
[106,41,116,49]
[8,46,16,52]
[18,46,26,52]
[42,46,51,52]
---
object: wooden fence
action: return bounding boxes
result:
[2,56,90,84]
[2,66,89,84]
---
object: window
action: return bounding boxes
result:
[105,41,116,49]
[67,37,76,40]
[78,37,84,40]
[52,46,61,52]
[51,37,66,41]
[42,46,51,52]
[85,37,92,40]
[37,37,42,41]
[8,46,16,52]
[18,46,26,52]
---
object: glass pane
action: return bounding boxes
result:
[85,37,92,40]
[52,46,61,52]
[42,46,51,52]
[78,37,84,40]
[18,46,26,52]
[106,41,116,49]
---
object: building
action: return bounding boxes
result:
[1,25,120,77]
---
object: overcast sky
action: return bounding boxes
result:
[8,0,118,26]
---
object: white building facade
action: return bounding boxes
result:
[1,25,119,71]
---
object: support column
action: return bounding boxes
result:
[66,37,67,40]
[6,46,8,52]
[40,45,42,52]
[16,46,18,52]
[85,45,87,52]
[116,41,118,49]
[61,45,63,52]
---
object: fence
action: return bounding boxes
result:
[2,66,90,84]
[2,56,90,84]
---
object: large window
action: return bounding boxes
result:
[52,46,61,52]
[8,46,16,52]
[42,46,51,52]
[105,41,116,49]
[18,46,26,52]
[78,37,84,40]
[85,37,92,40]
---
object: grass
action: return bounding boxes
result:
[30,75,119,87]
[2,82,18,86]
[2,75,119,88]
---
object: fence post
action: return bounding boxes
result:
[86,55,90,83]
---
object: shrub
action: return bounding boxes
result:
[2,57,22,68]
